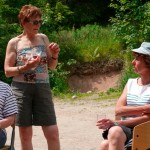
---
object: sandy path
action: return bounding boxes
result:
[6,95,117,150]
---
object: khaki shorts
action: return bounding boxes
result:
[11,81,56,126]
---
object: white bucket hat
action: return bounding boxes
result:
[132,42,150,56]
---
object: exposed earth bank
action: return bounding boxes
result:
[68,71,121,92]
[68,59,123,93]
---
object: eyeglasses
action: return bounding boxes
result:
[29,20,42,25]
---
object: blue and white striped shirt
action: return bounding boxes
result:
[127,78,150,106]
[0,81,18,119]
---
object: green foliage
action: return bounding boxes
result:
[0,1,20,82]
[49,59,77,95]
[72,24,123,62]
[63,0,115,27]
[49,62,69,94]
[109,0,150,91]
[110,0,150,48]
[48,30,80,65]
[48,24,123,64]
[47,25,124,94]
[41,2,73,33]
[45,25,123,94]
[119,51,139,90]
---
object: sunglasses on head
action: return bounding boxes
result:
[29,20,42,25]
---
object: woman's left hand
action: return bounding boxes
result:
[49,42,60,58]
[96,118,114,130]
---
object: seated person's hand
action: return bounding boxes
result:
[96,118,115,130]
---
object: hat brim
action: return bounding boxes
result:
[132,47,150,55]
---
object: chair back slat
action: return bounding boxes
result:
[132,121,150,150]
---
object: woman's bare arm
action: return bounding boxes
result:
[4,38,20,77]
[41,34,60,70]
[115,84,150,117]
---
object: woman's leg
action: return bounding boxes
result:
[100,139,109,150]
[107,126,127,150]
[19,126,33,150]
[42,125,60,150]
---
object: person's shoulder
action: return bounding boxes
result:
[38,33,48,39]
[0,81,11,90]
[7,36,19,46]
[127,78,137,85]
[38,33,49,44]
[128,78,137,81]
[128,78,137,82]
[0,81,10,87]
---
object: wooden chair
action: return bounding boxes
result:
[132,121,150,150]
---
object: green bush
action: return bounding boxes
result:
[119,51,139,90]
[110,0,150,48]
[47,25,124,94]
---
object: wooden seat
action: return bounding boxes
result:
[132,121,150,150]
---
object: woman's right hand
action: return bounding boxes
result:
[96,118,115,130]
[24,56,41,70]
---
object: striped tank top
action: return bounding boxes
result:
[122,78,150,120]
[13,35,49,83]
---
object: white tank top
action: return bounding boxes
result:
[122,78,150,120]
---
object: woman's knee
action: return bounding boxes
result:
[108,126,126,143]
[19,127,32,142]
[42,125,59,141]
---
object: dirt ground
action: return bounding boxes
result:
[6,96,117,150]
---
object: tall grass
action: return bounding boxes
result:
[50,24,123,63]
[72,25,123,62]
[119,51,139,90]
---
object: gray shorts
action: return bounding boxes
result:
[11,81,56,126]
[102,125,133,144]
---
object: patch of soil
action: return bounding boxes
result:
[69,59,123,76]
[68,71,121,92]
[68,59,123,93]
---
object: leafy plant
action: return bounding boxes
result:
[41,2,73,33]
[119,51,139,90]
[110,0,150,48]
[49,59,77,95]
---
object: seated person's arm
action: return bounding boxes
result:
[115,84,150,127]
[117,113,150,127]
[115,84,150,117]
[0,114,16,129]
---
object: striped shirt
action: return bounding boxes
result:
[13,34,49,83]
[0,81,18,119]
[122,78,150,120]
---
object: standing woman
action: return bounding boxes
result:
[4,5,60,150]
